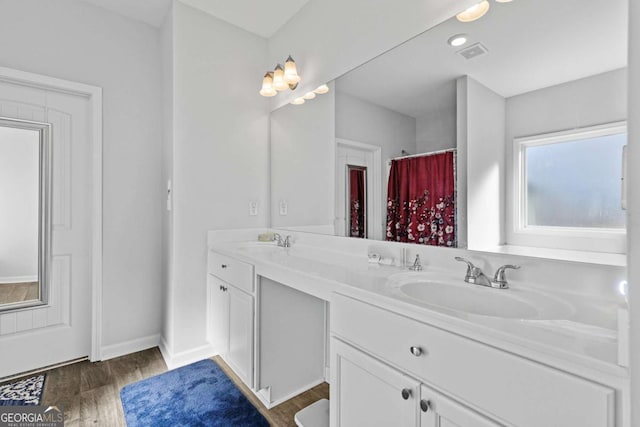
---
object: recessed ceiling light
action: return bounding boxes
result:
[291,97,305,105]
[456,1,490,22]
[447,34,468,47]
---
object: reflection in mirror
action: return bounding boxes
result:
[347,166,367,238]
[0,118,51,311]
[270,0,627,257]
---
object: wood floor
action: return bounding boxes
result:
[0,347,329,426]
[0,282,39,305]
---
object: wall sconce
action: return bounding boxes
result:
[291,84,331,106]
[260,55,300,97]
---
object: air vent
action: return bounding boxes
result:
[457,42,489,60]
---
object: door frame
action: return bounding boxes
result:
[0,66,103,361]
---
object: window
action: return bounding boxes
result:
[513,122,626,253]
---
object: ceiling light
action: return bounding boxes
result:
[291,97,305,105]
[495,0,512,2]
[259,72,277,97]
[456,1,490,22]
[447,34,468,47]
[303,92,316,100]
[313,84,330,94]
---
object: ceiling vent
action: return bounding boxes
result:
[457,43,489,60]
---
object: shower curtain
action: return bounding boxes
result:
[349,168,366,238]
[386,151,456,246]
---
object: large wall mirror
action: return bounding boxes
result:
[0,117,51,311]
[270,0,627,257]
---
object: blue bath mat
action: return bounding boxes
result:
[120,359,268,427]
[0,374,45,406]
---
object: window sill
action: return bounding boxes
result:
[475,245,626,267]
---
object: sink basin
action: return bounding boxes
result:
[390,275,572,320]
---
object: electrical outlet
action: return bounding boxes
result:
[249,201,258,216]
[279,200,288,216]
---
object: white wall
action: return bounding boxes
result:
[335,91,416,232]
[504,68,627,249]
[0,127,39,281]
[166,2,270,354]
[268,0,477,109]
[271,87,335,230]
[460,76,506,250]
[416,106,456,154]
[627,1,639,423]
[0,0,163,349]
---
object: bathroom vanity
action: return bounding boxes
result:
[206,229,629,427]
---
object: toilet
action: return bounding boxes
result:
[294,399,329,427]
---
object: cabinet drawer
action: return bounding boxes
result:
[331,293,614,427]
[208,251,254,294]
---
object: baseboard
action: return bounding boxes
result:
[101,334,160,361]
[256,377,325,409]
[158,337,216,370]
[0,275,38,284]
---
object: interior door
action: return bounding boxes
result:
[0,80,93,377]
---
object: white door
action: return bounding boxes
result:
[331,338,420,427]
[420,384,502,427]
[226,285,253,388]
[0,80,93,377]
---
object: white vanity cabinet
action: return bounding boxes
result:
[207,251,255,388]
[331,293,616,427]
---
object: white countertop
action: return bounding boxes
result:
[209,237,629,384]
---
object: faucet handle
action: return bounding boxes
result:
[454,256,477,280]
[493,265,520,288]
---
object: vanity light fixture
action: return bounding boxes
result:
[291,97,305,105]
[314,84,330,94]
[259,55,301,97]
[303,92,316,100]
[447,34,468,47]
[495,0,513,2]
[456,0,490,22]
[259,72,277,97]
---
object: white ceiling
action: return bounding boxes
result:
[336,0,628,119]
[78,0,310,37]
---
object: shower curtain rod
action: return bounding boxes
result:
[388,148,456,163]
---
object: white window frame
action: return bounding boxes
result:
[511,121,627,254]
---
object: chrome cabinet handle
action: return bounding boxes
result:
[221,264,228,269]
[409,346,423,357]
[420,399,431,412]
[401,388,412,400]
[219,285,224,291]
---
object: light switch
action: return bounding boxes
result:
[279,200,288,216]
[249,201,258,216]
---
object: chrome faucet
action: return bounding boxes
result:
[273,233,292,248]
[408,254,423,271]
[454,257,520,289]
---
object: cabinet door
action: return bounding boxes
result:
[207,275,229,355]
[227,285,254,388]
[331,338,420,427]
[420,384,501,427]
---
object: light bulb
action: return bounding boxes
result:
[495,0,512,2]
[303,92,316,100]
[456,0,490,22]
[313,84,330,94]
[259,71,277,97]
[273,64,289,91]
[291,97,305,105]
[284,55,301,86]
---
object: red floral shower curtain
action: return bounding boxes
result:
[349,168,366,238]
[386,151,456,246]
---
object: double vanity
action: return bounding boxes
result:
[206,229,629,427]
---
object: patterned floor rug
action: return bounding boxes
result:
[0,374,46,406]
[121,359,268,427]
